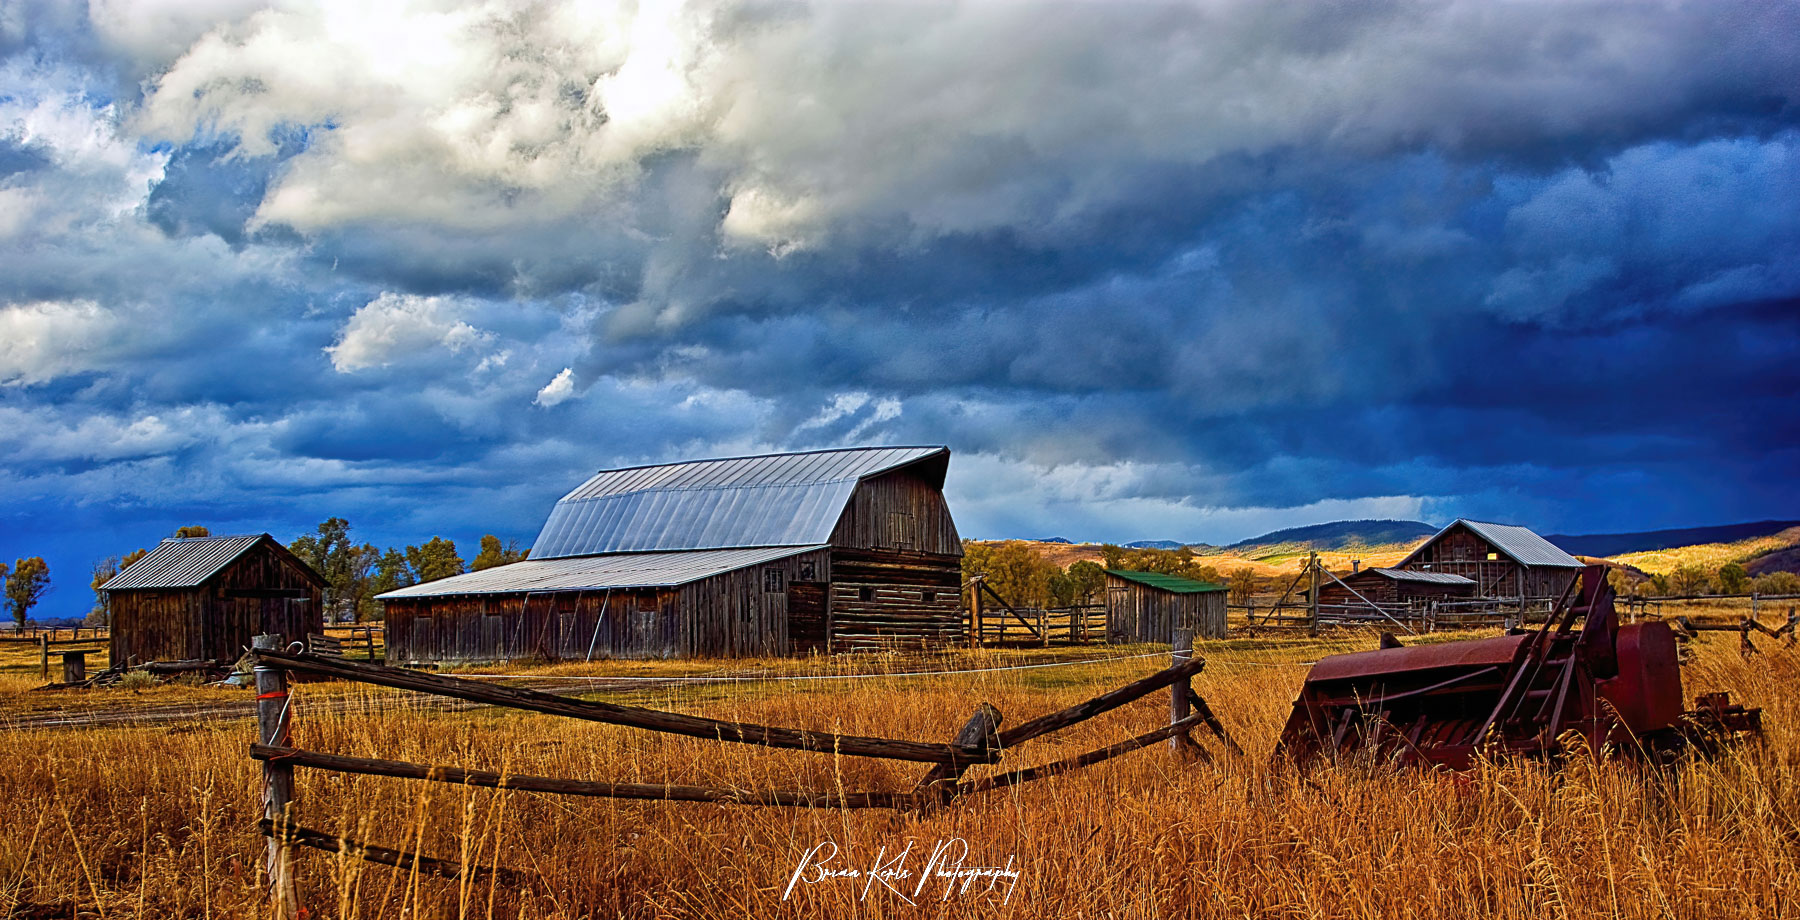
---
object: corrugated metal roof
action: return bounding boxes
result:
[101,535,269,590]
[531,446,949,558]
[376,546,824,599]
[1105,569,1227,594]
[1370,568,1476,585]
[1402,519,1586,569]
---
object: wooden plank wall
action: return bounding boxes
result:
[829,470,961,555]
[1105,577,1227,643]
[828,549,963,651]
[383,549,832,663]
[109,541,323,664]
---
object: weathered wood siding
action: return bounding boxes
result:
[1399,525,1578,600]
[382,549,832,662]
[1105,576,1226,643]
[829,469,962,555]
[828,549,963,651]
[1318,570,1479,607]
[109,541,323,664]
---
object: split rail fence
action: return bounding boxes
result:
[248,630,1235,916]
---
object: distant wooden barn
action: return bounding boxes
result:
[1104,570,1227,643]
[102,534,325,664]
[1317,567,1478,608]
[378,446,964,663]
[1393,519,1583,602]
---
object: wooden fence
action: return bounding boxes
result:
[247,631,1234,914]
[0,626,108,643]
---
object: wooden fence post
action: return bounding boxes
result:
[40,634,49,679]
[912,703,1002,810]
[62,651,85,684]
[254,634,300,919]
[1169,626,1200,757]
[1307,553,1320,636]
[969,576,984,648]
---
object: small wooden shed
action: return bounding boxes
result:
[1105,569,1227,643]
[102,534,325,664]
[1317,567,1477,608]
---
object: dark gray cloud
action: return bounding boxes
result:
[2,1,1799,604]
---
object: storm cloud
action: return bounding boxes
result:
[2,0,1798,607]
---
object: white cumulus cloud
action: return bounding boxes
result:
[0,299,115,385]
[534,367,576,407]
[326,292,490,372]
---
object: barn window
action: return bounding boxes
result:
[798,559,817,581]
[922,590,936,604]
[859,586,874,602]
[1486,552,1498,561]
[763,568,785,593]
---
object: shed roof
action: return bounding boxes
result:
[376,546,824,598]
[101,534,322,591]
[1401,519,1585,569]
[1105,569,1227,594]
[1368,568,1476,585]
[530,446,949,558]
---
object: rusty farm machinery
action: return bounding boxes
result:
[1276,565,1763,770]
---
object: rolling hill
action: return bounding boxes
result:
[1226,519,1438,552]
[1545,520,1800,557]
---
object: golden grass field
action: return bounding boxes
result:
[1612,527,1800,577]
[0,608,1796,919]
[1008,539,1416,579]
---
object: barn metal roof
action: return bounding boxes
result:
[1105,569,1227,594]
[101,534,270,591]
[376,546,825,598]
[1402,519,1585,570]
[530,446,950,558]
[1369,568,1476,585]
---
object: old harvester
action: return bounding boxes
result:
[1277,565,1762,769]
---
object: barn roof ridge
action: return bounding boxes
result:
[530,445,952,558]
[101,533,275,591]
[580,444,949,477]
[1400,519,1584,570]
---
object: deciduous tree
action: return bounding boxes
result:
[471,535,528,571]
[173,525,211,538]
[6,557,51,628]
[406,537,465,583]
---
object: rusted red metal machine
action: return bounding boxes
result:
[1277,566,1762,770]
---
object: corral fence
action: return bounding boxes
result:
[963,574,1106,647]
[247,630,1236,915]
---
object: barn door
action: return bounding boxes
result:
[788,582,827,653]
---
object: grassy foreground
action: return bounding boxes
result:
[0,613,1795,919]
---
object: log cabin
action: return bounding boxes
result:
[102,533,325,664]
[378,446,964,663]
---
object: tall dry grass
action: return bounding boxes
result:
[0,619,1795,919]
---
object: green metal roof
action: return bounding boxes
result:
[1105,569,1227,594]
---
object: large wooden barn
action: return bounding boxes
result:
[378,446,965,663]
[1104,570,1227,643]
[102,533,325,664]
[1392,519,1583,602]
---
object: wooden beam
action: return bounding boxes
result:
[997,655,1206,748]
[959,713,1208,795]
[249,744,903,809]
[251,648,992,766]
[258,818,526,886]
[911,703,1002,810]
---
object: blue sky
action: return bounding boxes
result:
[3,1,1799,616]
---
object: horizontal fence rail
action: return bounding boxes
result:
[247,630,1235,910]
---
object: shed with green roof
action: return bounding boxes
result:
[1104,569,1227,643]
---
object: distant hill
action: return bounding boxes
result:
[1227,519,1438,552]
[1124,540,1187,550]
[1546,520,1800,558]
[1034,537,1073,544]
